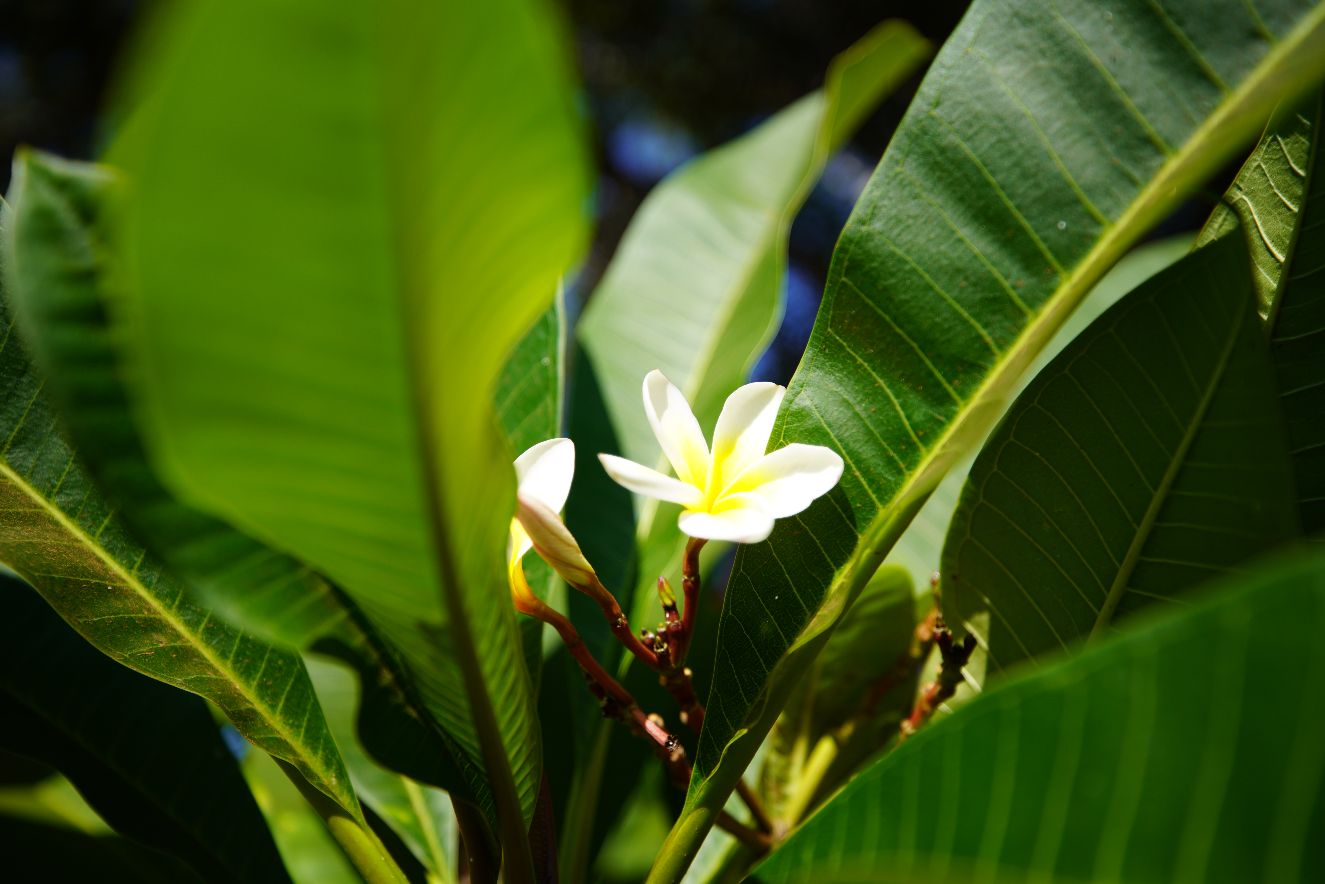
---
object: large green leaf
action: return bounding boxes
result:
[662,2,1325,877]
[110,0,589,868]
[883,236,1194,594]
[0,576,289,882]
[1199,89,1325,537]
[1,150,513,828]
[2,151,343,646]
[941,234,1297,671]
[578,20,931,629]
[0,247,357,816]
[753,546,1325,883]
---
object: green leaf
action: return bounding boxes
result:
[666,3,1325,877]
[577,19,931,628]
[111,0,589,867]
[0,768,111,833]
[579,19,929,479]
[1,150,343,647]
[753,547,1325,883]
[758,565,916,840]
[1,150,494,821]
[0,244,358,816]
[941,234,1297,671]
[1198,88,1325,537]
[306,656,458,883]
[0,576,289,882]
[808,565,916,733]
[497,296,569,676]
[883,236,1194,594]
[243,752,361,884]
[497,297,566,457]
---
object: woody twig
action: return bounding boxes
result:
[512,588,768,852]
[898,605,977,742]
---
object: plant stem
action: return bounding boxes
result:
[677,537,705,662]
[578,573,661,668]
[275,760,410,884]
[452,796,499,884]
[513,591,770,855]
[899,622,976,742]
[734,779,774,834]
[778,735,839,829]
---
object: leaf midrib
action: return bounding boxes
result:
[1089,284,1249,637]
[376,25,536,877]
[0,458,355,816]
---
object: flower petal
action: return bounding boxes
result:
[517,495,596,586]
[725,443,844,518]
[509,518,533,564]
[514,438,576,514]
[598,454,705,508]
[643,370,710,486]
[677,493,775,544]
[710,381,784,492]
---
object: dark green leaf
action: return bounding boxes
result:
[941,235,1297,671]
[760,565,916,825]
[112,2,590,864]
[672,5,1325,876]
[754,547,1325,883]
[0,576,289,882]
[0,231,358,815]
[1199,89,1325,537]
[883,236,1194,594]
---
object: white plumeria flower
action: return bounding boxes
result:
[510,438,595,589]
[598,370,844,544]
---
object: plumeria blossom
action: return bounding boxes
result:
[598,370,844,544]
[509,438,595,596]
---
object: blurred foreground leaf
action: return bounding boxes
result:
[112,3,590,869]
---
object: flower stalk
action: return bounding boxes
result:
[511,567,768,850]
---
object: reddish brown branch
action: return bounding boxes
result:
[514,591,770,852]
[899,619,977,743]
[861,601,942,718]
[677,537,705,662]
[575,573,661,669]
[540,537,774,837]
